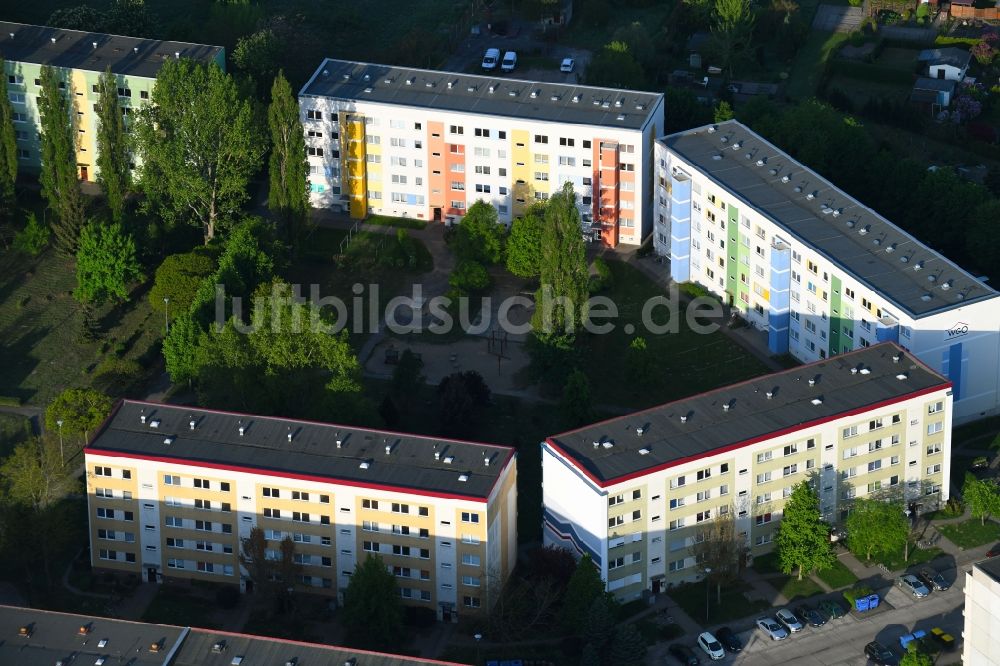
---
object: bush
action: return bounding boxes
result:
[449,260,491,293]
[678,282,713,300]
[215,585,240,609]
[843,585,874,605]
[590,257,614,292]
[13,213,50,257]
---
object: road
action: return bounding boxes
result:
[662,570,965,666]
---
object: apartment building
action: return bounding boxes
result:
[543,343,952,601]
[0,21,224,181]
[298,58,665,247]
[654,120,1000,424]
[963,557,1000,666]
[0,604,466,665]
[84,400,517,621]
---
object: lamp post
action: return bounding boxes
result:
[474,632,482,664]
[163,297,169,334]
[56,419,64,464]
[704,567,712,623]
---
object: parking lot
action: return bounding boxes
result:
[652,567,966,665]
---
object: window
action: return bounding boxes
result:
[842,425,859,439]
[926,443,942,455]
[696,510,711,523]
[164,475,180,485]
[926,464,942,475]
[461,511,480,523]
[928,401,944,414]
[670,475,686,489]
[392,503,409,514]
[756,472,771,484]
[95,466,111,477]
[461,553,481,566]
[669,498,685,510]
[533,134,548,144]
[927,421,944,436]
[756,451,772,463]
[755,512,773,525]
[867,460,882,472]
[463,595,481,608]
[449,125,464,135]
[669,518,685,531]
[193,479,210,489]
[783,444,798,456]
[696,468,711,481]
[263,487,279,498]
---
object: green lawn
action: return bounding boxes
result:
[141,587,219,629]
[776,575,825,602]
[824,75,911,107]
[786,31,850,100]
[669,581,770,625]
[938,519,1000,549]
[751,551,783,575]
[878,545,943,571]
[579,261,770,410]
[0,413,32,456]
[815,559,859,589]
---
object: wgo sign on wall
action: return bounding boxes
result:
[945,322,969,341]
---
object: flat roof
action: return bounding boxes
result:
[662,120,997,318]
[86,401,514,500]
[0,21,223,79]
[0,604,185,666]
[974,557,1000,583]
[547,343,950,486]
[300,58,663,131]
[175,628,467,666]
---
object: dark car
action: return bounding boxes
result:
[988,544,1000,558]
[795,604,828,627]
[917,567,950,592]
[865,640,899,665]
[819,599,847,619]
[715,626,743,653]
[668,643,701,665]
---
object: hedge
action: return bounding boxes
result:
[0,396,21,407]
[934,36,982,47]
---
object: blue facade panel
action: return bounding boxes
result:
[768,241,791,354]
[669,175,692,283]
[947,342,963,401]
[876,320,900,344]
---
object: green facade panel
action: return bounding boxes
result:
[726,204,739,304]
[829,275,842,357]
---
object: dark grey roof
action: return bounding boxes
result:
[914,77,957,93]
[918,47,972,69]
[87,401,513,500]
[299,58,663,131]
[548,343,949,485]
[175,628,466,666]
[662,120,997,318]
[974,557,1000,583]
[0,604,185,666]
[0,21,223,79]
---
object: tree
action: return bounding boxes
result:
[585,41,646,90]
[48,1,155,37]
[342,554,403,649]
[626,337,658,389]
[583,595,617,653]
[966,200,1000,278]
[234,30,284,97]
[561,369,595,427]
[0,439,76,510]
[449,259,491,293]
[44,388,113,447]
[505,204,545,278]
[963,474,1000,526]
[845,497,910,562]
[74,221,143,304]
[12,213,50,257]
[609,622,648,665]
[37,65,86,255]
[774,481,835,580]
[437,370,491,437]
[560,554,605,633]
[899,641,934,666]
[162,312,205,386]
[95,68,131,222]
[689,508,744,603]
[134,58,263,242]
[714,100,735,122]
[46,5,105,31]
[267,71,309,252]
[148,250,216,320]
[664,87,713,135]
[390,349,425,410]
[452,200,505,264]
[611,22,655,70]
[712,0,756,77]
[0,57,17,221]
[239,526,274,595]
[534,181,590,342]
[277,536,300,600]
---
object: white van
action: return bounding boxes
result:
[501,51,517,72]
[481,48,500,71]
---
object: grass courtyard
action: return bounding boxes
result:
[815,559,859,589]
[786,31,850,100]
[669,580,770,624]
[937,519,1000,550]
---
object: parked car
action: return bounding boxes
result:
[897,574,931,598]
[918,567,950,591]
[668,643,701,665]
[560,57,576,72]
[696,632,725,661]
[481,48,500,71]
[715,626,742,653]
[865,640,899,665]
[929,627,956,651]
[501,51,517,72]
[819,599,847,619]
[795,604,827,627]
[755,617,789,641]
[775,608,804,633]
[987,544,1000,558]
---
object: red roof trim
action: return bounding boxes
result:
[84,448,491,503]
[547,381,951,488]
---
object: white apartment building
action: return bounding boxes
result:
[543,343,952,601]
[964,557,1000,665]
[654,120,1000,424]
[84,401,517,621]
[298,58,665,247]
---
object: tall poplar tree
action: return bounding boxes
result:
[37,65,85,255]
[774,481,836,580]
[533,181,589,342]
[95,67,130,222]
[267,71,309,251]
[0,57,18,220]
[134,59,262,242]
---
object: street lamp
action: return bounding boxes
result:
[56,419,64,464]
[474,632,483,664]
[163,297,169,334]
[704,567,712,623]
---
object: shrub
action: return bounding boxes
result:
[590,257,614,292]
[215,585,240,609]
[449,260,491,293]
[13,213,50,257]
[843,585,874,605]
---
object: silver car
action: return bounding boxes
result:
[775,608,804,632]
[897,573,930,598]
[756,616,789,640]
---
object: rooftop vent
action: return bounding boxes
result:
[769,168,778,176]
[212,641,227,654]
[572,94,581,103]
[808,378,816,387]
[756,158,766,167]
[941,280,953,291]
[927,274,938,283]
[51,36,57,44]
[636,426,645,436]
[794,186,803,193]
[405,77,414,85]
[174,51,180,59]
[617,114,626,121]
[766,391,773,399]
[851,367,858,375]
[425,81,434,88]
[811,398,823,406]
[385,78,393,84]
[238,424,245,437]
[732,141,742,150]
[8,32,13,39]
[707,125,717,133]
[322,69,329,76]
[744,152,752,160]
[443,455,455,464]
[458,473,469,482]
[893,354,902,363]
[592,440,601,449]
[163,437,173,445]
[873,238,882,246]
[913,261,924,271]
[806,191,816,200]
[900,255,910,263]
[363,87,372,93]
[551,94,560,101]
[720,135,729,143]
[921,293,933,302]
[97,639,108,648]
[860,367,871,375]
[846,220,856,229]
[615,97,624,107]
[92,41,98,49]
[335,437,342,448]
[602,440,614,449]
[885,243,896,253]
[712,154,723,161]
[832,208,842,217]
[189,419,196,430]
[363,74,370,81]
[359,460,371,470]
[287,429,293,443]
[858,225,870,236]
[722,403,731,411]
[680,415,688,423]
[508,90,517,97]
[530,89,538,98]
[636,103,645,111]
[384,444,392,455]
[140,412,147,424]
[781,175,790,183]
[488,85,496,94]
[638,447,651,455]
[484,455,491,467]
[149,419,160,429]
[896,373,908,380]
